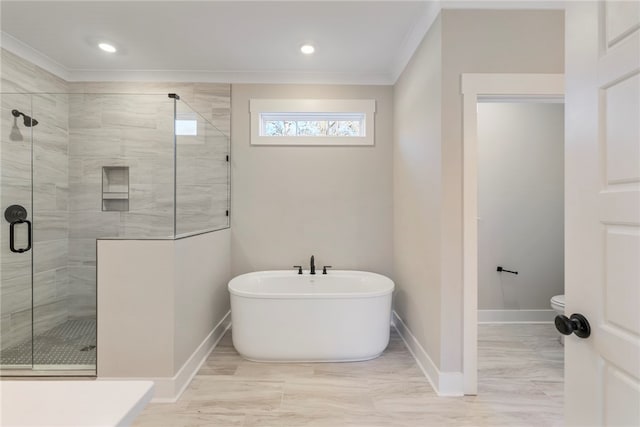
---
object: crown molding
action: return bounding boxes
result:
[1,32,71,81]
[1,30,393,86]
[2,0,564,87]
[443,0,565,11]
[390,0,442,84]
[388,0,566,84]
[68,69,395,85]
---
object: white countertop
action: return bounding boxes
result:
[0,380,154,427]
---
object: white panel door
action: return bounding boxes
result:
[565,1,640,426]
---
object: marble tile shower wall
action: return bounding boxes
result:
[176,122,230,235]
[67,93,175,319]
[1,46,232,344]
[174,85,231,235]
[67,82,230,319]
[1,49,70,350]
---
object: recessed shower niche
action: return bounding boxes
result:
[102,166,130,212]
[1,89,230,377]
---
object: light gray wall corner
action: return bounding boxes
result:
[392,9,564,374]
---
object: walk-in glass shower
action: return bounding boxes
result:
[0,93,230,375]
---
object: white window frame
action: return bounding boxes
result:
[250,99,376,146]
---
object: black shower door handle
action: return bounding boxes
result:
[9,218,32,253]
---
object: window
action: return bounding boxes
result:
[250,99,375,146]
[261,113,364,137]
[175,112,198,136]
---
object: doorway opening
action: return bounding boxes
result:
[461,73,565,395]
[475,99,565,422]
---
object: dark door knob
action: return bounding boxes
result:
[555,313,591,339]
[4,204,27,222]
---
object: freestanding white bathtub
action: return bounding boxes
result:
[228,270,394,362]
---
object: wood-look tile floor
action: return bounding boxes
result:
[133,324,563,426]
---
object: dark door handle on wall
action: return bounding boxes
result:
[9,219,32,253]
[5,204,31,253]
[555,313,591,339]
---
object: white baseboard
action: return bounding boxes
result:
[478,309,555,324]
[155,310,232,402]
[101,311,231,403]
[391,311,463,397]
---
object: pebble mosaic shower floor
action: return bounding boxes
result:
[0,319,96,367]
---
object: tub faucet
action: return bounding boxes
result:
[310,255,316,275]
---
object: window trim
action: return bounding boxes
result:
[250,99,376,146]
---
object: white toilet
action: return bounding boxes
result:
[551,294,566,345]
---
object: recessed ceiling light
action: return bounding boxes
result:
[98,43,117,53]
[300,44,315,55]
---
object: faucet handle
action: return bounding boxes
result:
[322,266,332,275]
[293,266,303,275]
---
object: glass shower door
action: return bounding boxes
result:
[30,93,95,372]
[0,93,34,371]
[1,93,96,374]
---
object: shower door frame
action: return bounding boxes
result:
[1,93,96,377]
[0,94,36,374]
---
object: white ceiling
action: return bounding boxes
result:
[0,1,440,84]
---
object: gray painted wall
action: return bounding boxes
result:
[231,84,394,278]
[392,9,565,373]
[393,15,443,368]
[439,9,564,371]
[478,102,564,310]
[97,230,231,381]
[174,230,231,371]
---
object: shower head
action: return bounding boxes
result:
[12,109,38,127]
[9,117,23,141]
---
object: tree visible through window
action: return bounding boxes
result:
[261,113,364,137]
[250,99,375,146]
